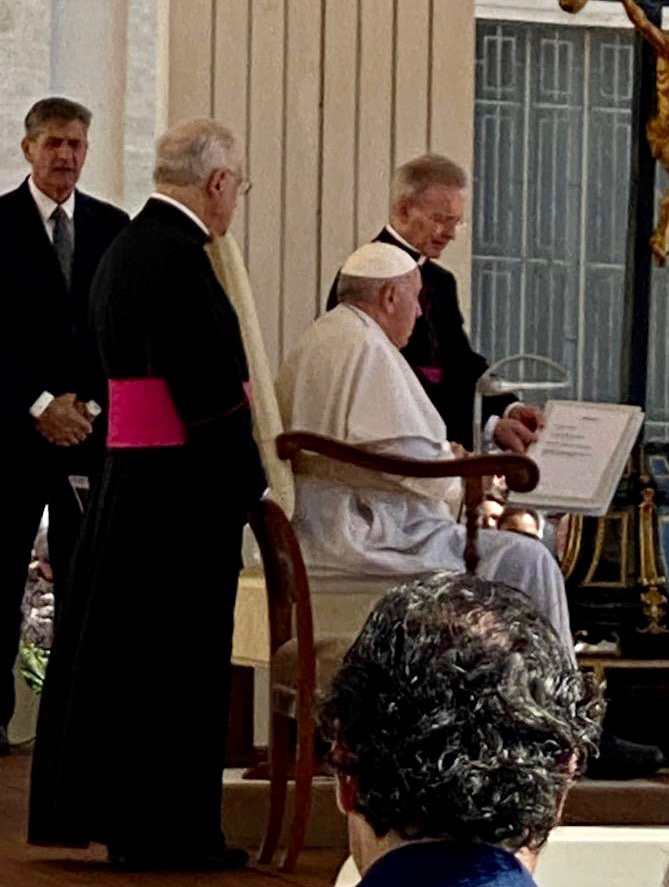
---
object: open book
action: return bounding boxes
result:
[508,400,644,516]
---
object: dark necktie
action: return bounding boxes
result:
[51,205,73,290]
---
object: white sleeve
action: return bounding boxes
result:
[29,391,54,418]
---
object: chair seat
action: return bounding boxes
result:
[271,633,355,717]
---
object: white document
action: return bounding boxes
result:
[509,400,644,516]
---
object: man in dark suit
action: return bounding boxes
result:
[29,118,265,870]
[0,97,128,754]
[327,154,541,452]
[321,573,604,887]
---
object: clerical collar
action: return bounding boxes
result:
[28,176,75,224]
[150,192,211,238]
[385,224,428,265]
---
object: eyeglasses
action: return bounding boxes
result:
[425,212,467,233]
[227,169,252,196]
[237,177,252,196]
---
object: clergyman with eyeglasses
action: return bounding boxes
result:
[327,154,542,453]
[28,118,266,871]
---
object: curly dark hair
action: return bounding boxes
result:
[320,573,604,852]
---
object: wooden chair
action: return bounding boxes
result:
[249,431,539,872]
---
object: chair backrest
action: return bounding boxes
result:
[248,497,314,653]
[248,496,317,713]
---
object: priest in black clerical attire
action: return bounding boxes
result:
[29,119,266,871]
[327,154,542,453]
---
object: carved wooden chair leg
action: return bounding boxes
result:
[280,711,316,872]
[258,711,292,864]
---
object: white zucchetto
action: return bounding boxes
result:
[341,242,418,279]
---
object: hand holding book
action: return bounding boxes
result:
[508,400,644,516]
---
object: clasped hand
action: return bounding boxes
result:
[493,404,544,454]
[36,393,93,446]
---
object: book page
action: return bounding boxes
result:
[529,403,630,499]
[510,401,643,514]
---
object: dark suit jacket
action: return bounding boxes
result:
[358,841,538,887]
[0,178,128,469]
[327,227,516,449]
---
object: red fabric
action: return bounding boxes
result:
[416,366,444,385]
[106,378,186,448]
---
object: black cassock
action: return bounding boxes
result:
[29,199,266,856]
[327,227,516,449]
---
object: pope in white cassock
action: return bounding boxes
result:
[277,243,573,652]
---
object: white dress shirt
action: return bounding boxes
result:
[28,175,75,243]
[27,178,100,421]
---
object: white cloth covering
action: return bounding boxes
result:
[277,304,573,653]
[208,233,294,516]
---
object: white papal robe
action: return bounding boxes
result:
[277,304,572,651]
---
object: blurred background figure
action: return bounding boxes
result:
[480,493,505,530]
[498,506,543,540]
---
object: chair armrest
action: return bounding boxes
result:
[276,431,538,493]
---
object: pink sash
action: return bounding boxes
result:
[416,366,444,385]
[107,378,187,448]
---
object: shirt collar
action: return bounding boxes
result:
[385,224,427,265]
[28,176,75,224]
[150,192,211,238]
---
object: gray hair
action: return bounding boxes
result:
[24,97,91,139]
[336,273,386,305]
[321,573,604,851]
[153,118,240,187]
[390,153,468,208]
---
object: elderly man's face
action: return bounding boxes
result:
[397,184,466,259]
[386,268,422,348]
[22,118,88,204]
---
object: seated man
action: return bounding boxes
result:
[321,573,604,887]
[277,243,572,651]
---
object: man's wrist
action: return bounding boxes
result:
[30,391,54,419]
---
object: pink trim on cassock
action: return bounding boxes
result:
[107,378,187,448]
[416,366,444,385]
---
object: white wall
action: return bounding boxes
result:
[0,0,53,194]
[0,0,166,213]
[1,0,476,360]
[168,0,476,369]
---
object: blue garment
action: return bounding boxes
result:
[359,841,538,887]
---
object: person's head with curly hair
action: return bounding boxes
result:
[321,573,604,882]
